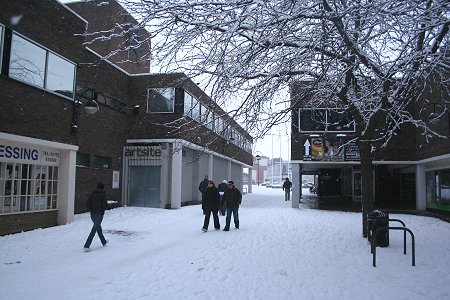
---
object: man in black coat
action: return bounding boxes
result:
[282,178,292,201]
[202,180,221,232]
[222,181,242,231]
[199,175,209,214]
[83,182,108,252]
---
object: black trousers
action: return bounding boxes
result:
[203,208,220,230]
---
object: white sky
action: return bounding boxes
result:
[1,186,449,299]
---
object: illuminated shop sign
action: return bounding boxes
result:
[0,142,60,165]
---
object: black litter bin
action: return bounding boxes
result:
[367,210,389,247]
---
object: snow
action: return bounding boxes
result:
[1,186,449,300]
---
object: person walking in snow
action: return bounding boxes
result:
[222,181,242,231]
[282,178,292,201]
[202,180,221,232]
[83,182,109,252]
[199,175,209,214]
[217,179,228,216]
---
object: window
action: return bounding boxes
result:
[299,108,355,132]
[76,85,126,112]
[0,24,4,72]
[76,153,90,167]
[147,88,175,113]
[8,33,76,99]
[184,92,193,116]
[192,98,200,121]
[46,53,75,98]
[0,162,58,214]
[9,34,46,87]
[93,156,112,170]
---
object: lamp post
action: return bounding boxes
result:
[419,102,450,136]
[71,88,100,135]
[256,154,261,185]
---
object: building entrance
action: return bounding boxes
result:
[129,166,161,208]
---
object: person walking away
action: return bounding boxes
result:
[217,179,228,216]
[202,180,221,232]
[283,178,292,201]
[84,182,109,252]
[199,175,209,214]
[222,181,242,231]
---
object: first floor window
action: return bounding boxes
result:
[147,88,175,113]
[93,156,112,170]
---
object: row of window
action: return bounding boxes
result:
[0,24,76,99]
[76,153,112,170]
[146,87,252,153]
[298,108,356,133]
[0,24,127,112]
[0,162,58,214]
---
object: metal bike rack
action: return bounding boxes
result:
[371,218,407,254]
[372,226,415,267]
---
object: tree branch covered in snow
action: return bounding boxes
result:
[106,0,449,143]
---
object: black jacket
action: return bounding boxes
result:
[86,188,108,215]
[204,186,221,210]
[222,187,242,209]
[217,182,227,193]
[199,179,209,194]
[283,180,292,191]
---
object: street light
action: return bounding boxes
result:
[71,88,101,135]
[419,102,450,136]
[256,154,261,185]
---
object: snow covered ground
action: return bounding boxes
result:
[1,186,449,300]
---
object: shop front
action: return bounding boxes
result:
[0,132,78,235]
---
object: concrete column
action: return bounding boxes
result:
[170,142,183,209]
[208,153,213,179]
[292,163,300,208]
[416,163,426,211]
[57,149,76,224]
[227,160,232,181]
[248,167,253,193]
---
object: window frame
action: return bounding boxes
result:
[299,108,355,133]
[7,31,76,100]
[147,87,175,114]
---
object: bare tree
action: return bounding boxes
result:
[109,0,450,236]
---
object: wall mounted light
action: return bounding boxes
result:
[71,88,101,135]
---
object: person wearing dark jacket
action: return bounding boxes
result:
[83,182,108,252]
[282,178,293,201]
[217,179,228,216]
[221,181,242,231]
[199,175,209,214]
[202,180,221,232]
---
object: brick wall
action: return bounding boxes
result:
[0,210,58,236]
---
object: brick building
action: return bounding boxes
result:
[0,0,252,235]
[290,78,450,217]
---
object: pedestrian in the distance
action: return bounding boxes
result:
[282,177,292,201]
[222,181,242,231]
[202,180,221,232]
[217,179,228,216]
[83,182,109,252]
[199,175,209,214]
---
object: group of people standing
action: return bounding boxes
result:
[199,176,242,232]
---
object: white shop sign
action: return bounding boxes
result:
[0,141,60,166]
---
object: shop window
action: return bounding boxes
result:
[0,163,58,214]
[147,87,175,113]
[93,156,112,170]
[76,152,90,167]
